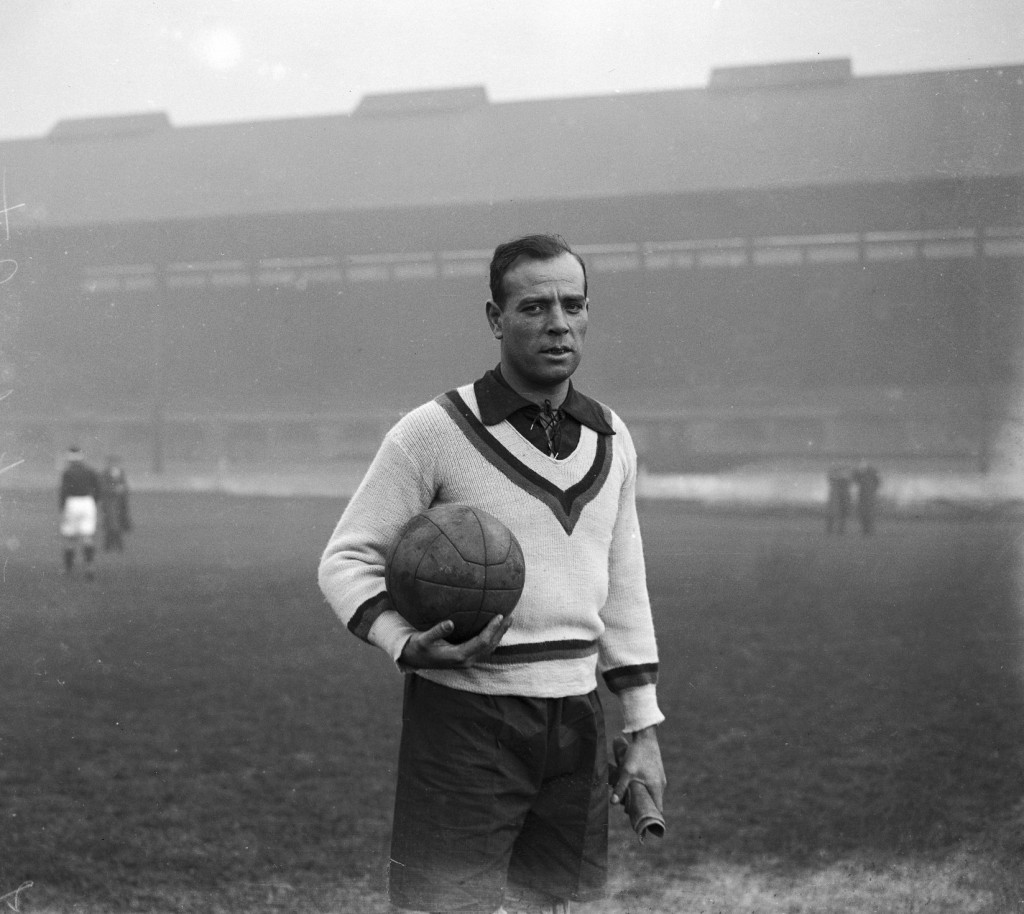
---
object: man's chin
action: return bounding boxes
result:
[505,358,581,393]
[539,364,578,386]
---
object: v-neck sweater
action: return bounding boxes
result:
[318,382,664,732]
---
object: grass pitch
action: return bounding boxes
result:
[1,492,1022,913]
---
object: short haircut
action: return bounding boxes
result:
[488,234,587,308]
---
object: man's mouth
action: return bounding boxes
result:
[542,346,573,355]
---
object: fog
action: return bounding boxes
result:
[0,2,1021,482]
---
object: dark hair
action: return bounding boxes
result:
[488,234,587,308]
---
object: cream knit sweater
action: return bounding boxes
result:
[318,381,664,732]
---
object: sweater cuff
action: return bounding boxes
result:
[618,685,666,733]
[367,609,421,664]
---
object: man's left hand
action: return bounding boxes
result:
[610,725,666,813]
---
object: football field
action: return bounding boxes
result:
[1,491,1023,913]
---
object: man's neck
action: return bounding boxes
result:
[497,363,570,409]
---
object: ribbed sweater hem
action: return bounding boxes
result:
[410,666,664,733]
[414,657,598,699]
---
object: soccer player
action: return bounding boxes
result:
[319,234,665,914]
[59,445,101,578]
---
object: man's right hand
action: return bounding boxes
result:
[399,613,512,669]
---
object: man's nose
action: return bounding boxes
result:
[547,305,570,333]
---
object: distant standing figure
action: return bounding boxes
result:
[825,466,852,534]
[99,456,132,551]
[59,446,101,577]
[852,461,882,535]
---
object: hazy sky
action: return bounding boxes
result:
[2,0,1021,140]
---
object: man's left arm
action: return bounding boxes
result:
[598,425,666,808]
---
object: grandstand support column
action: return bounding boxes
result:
[976,247,992,475]
[150,281,167,474]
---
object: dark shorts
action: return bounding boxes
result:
[388,676,608,913]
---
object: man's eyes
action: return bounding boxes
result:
[521,301,585,313]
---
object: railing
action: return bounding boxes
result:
[1,403,991,475]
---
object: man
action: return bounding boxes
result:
[59,445,101,578]
[319,234,665,914]
[99,455,132,551]
[825,465,852,535]
[852,460,882,535]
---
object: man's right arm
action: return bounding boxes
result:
[318,431,428,662]
[318,419,514,670]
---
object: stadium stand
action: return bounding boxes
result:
[0,59,1020,474]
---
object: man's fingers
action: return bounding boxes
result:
[611,769,632,806]
[477,613,508,644]
[443,614,507,666]
[402,621,456,665]
[457,615,506,659]
[421,620,455,644]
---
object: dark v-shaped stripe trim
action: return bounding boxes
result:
[438,390,614,534]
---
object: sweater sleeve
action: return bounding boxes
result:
[597,422,665,733]
[317,419,437,663]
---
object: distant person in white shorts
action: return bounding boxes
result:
[59,446,101,578]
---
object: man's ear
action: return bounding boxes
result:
[485,299,503,339]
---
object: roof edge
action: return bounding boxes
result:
[710,58,853,90]
[354,85,488,117]
[48,111,172,142]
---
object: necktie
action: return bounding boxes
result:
[530,399,563,458]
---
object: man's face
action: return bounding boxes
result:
[485,252,589,398]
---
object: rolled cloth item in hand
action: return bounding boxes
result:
[608,735,666,842]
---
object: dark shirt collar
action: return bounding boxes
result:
[475,366,615,435]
